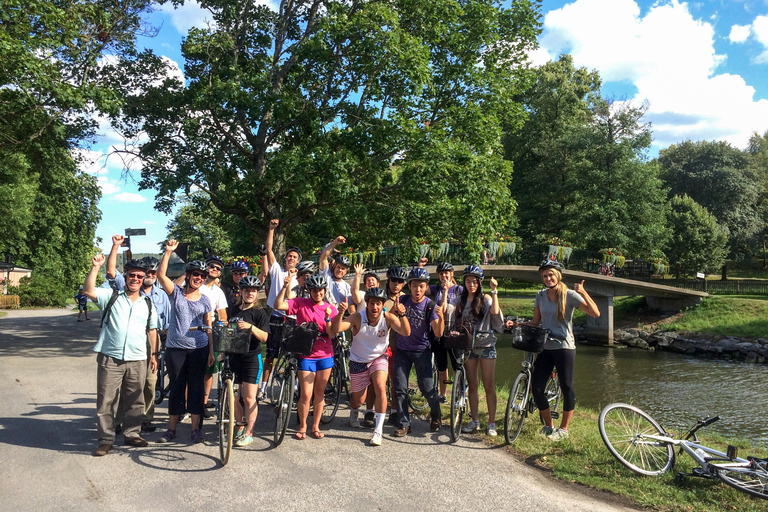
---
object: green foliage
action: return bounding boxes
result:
[117,0,542,258]
[15,274,70,308]
[166,192,234,260]
[665,195,728,275]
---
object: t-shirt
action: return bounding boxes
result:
[430,284,463,337]
[75,293,88,306]
[91,288,158,361]
[267,260,296,318]
[453,296,505,348]
[286,298,338,360]
[200,283,228,317]
[396,296,438,352]
[533,289,585,350]
[228,306,271,353]
[167,284,213,350]
[321,267,353,306]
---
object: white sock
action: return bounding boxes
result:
[374,412,386,433]
[350,408,359,419]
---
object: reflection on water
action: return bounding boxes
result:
[495,333,768,443]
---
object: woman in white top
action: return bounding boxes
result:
[331,288,410,446]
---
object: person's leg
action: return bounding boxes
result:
[553,349,576,430]
[478,357,497,426]
[96,353,124,446]
[142,358,157,428]
[121,359,148,440]
[370,367,389,442]
[186,347,209,434]
[531,350,556,428]
[464,357,480,422]
[164,347,187,433]
[414,349,441,422]
[392,350,412,429]
[432,341,449,398]
[297,368,315,436]
[240,382,259,435]
[311,365,332,435]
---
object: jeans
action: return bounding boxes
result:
[393,349,441,428]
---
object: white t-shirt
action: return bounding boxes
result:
[322,267,352,306]
[200,283,228,314]
[268,260,296,318]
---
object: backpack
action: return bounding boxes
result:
[423,299,437,346]
[101,288,153,335]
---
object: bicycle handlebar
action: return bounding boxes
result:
[188,325,212,332]
[700,416,720,427]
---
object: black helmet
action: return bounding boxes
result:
[436,262,454,272]
[305,274,328,290]
[141,256,159,271]
[239,275,262,289]
[186,260,207,273]
[386,266,408,280]
[333,254,351,267]
[462,264,484,280]
[408,267,430,283]
[125,259,150,273]
[285,246,303,260]
[539,259,564,272]
[363,270,379,282]
[205,255,224,267]
[296,261,316,274]
[365,287,388,302]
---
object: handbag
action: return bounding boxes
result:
[283,321,320,356]
[443,321,473,350]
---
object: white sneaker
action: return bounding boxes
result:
[370,431,382,446]
[461,421,479,434]
[549,428,569,441]
[487,423,497,437]
[349,410,360,428]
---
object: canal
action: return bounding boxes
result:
[495,334,768,443]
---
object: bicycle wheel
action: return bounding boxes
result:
[267,353,287,405]
[154,354,166,405]
[449,368,465,442]
[407,370,431,413]
[274,367,295,446]
[717,463,768,500]
[504,372,529,444]
[598,403,675,476]
[218,378,235,466]
[542,373,561,423]
[321,361,342,424]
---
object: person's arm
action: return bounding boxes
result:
[257,257,267,283]
[574,280,600,318]
[204,311,215,366]
[330,301,358,335]
[157,240,177,296]
[531,307,542,326]
[351,263,365,305]
[324,303,340,337]
[430,303,445,338]
[386,299,410,336]
[489,277,500,315]
[265,219,279,270]
[173,274,186,287]
[106,235,123,279]
[273,268,296,312]
[83,254,106,301]
[237,315,269,343]
[149,329,158,372]
[318,235,346,272]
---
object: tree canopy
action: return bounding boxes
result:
[665,194,728,276]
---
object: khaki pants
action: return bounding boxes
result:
[116,339,156,425]
[97,353,147,443]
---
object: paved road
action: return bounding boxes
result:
[0,308,636,511]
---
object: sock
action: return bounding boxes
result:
[350,408,359,420]
[365,408,373,416]
[374,412,386,433]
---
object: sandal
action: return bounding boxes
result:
[294,431,306,440]
[311,430,325,439]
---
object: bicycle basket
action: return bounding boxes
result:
[443,322,473,350]
[283,321,319,356]
[212,323,251,354]
[511,325,550,353]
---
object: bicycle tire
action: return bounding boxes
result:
[598,403,675,476]
[321,361,342,424]
[717,463,768,500]
[267,353,287,405]
[449,368,465,442]
[541,373,562,423]
[218,378,235,466]
[274,366,295,446]
[504,372,529,444]
[154,355,166,405]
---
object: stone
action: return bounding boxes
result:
[745,352,758,363]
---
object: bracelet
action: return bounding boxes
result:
[152,352,159,355]
[490,290,498,295]
[325,317,332,322]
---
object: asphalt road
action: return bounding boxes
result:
[0,308,636,512]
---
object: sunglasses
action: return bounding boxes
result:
[390,278,405,284]
[208,265,222,271]
[232,271,247,275]
[146,271,157,276]
[190,271,207,279]
[126,273,146,280]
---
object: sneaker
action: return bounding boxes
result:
[257,389,267,402]
[370,431,383,446]
[156,429,176,443]
[549,428,569,441]
[392,426,411,437]
[77,319,84,322]
[235,434,253,447]
[362,411,375,428]
[349,410,360,428]
[191,428,204,443]
[539,425,555,437]
[438,395,447,404]
[461,421,479,434]
[180,412,191,423]
[487,423,497,437]
[430,418,442,432]
[202,408,213,419]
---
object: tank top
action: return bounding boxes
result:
[350,309,389,363]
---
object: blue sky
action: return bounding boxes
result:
[84,0,768,254]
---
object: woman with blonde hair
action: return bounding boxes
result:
[530,260,600,441]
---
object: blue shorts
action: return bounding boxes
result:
[297,356,334,373]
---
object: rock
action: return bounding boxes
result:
[736,342,758,355]
[686,347,696,355]
[636,339,649,349]
[746,352,758,363]
[669,340,691,353]
[758,356,765,364]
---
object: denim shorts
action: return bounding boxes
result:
[468,345,497,360]
[297,356,334,373]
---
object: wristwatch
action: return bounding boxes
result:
[490,290,498,295]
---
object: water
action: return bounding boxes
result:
[495,333,768,443]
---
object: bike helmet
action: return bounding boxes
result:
[296,261,317,274]
[305,274,328,290]
[205,255,225,267]
[365,287,388,302]
[125,259,150,273]
[239,275,262,289]
[333,254,351,267]
[539,259,564,272]
[462,264,484,280]
[363,270,379,283]
[231,260,249,272]
[436,262,454,272]
[386,265,408,280]
[285,246,303,260]
[408,267,430,283]
[141,256,160,271]
[186,260,207,273]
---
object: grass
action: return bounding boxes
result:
[0,311,6,318]
[665,297,768,339]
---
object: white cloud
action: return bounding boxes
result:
[536,0,768,149]
[729,24,752,43]
[754,15,768,63]
[158,1,214,33]
[74,148,109,175]
[113,192,148,203]
[97,176,121,195]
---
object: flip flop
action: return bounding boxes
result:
[311,430,325,439]
[294,431,306,440]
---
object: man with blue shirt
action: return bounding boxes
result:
[83,253,158,456]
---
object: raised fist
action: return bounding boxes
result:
[92,253,106,267]
[337,300,348,314]
[165,239,179,253]
[112,235,124,246]
[490,277,498,291]
[269,219,279,230]
[434,305,443,319]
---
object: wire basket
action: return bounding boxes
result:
[443,323,474,350]
[212,323,251,354]
[511,325,550,354]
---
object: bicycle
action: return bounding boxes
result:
[153,332,170,405]
[503,324,562,444]
[273,323,316,446]
[447,328,494,442]
[407,352,439,413]
[264,316,296,405]
[321,331,350,424]
[598,403,768,500]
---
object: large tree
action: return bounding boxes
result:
[116,0,542,260]
[665,194,728,276]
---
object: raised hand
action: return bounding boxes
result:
[434,304,443,319]
[165,239,179,253]
[490,276,498,291]
[354,263,365,276]
[574,280,587,294]
[92,253,105,267]
[333,235,346,245]
[394,300,406,317]
[112,235,124,247]
[337,299,348,315]
[418,257,429,267]
[269,219,279,230]
[285,268,297,285]
[325,305,333,318]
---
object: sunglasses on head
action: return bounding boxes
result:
[126,273,145,280]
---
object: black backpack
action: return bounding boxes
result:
[101,289,153,335]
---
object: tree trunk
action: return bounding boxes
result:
[720,264,727,281]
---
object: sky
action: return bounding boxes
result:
[83,0,768,254]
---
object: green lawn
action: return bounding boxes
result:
[665,297,768,338]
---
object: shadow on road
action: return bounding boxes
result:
[132,448,219,472]
[0,314,99,358]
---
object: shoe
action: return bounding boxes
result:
[487,423,497,437]
[77,319,83,322]
[461,421,479,434]
[257,389,266,402]
[205,401,215,409]
[438,395,447,404]
[180,412,191,423]
[539,425,555,437]
[86,318,91,321]
[141,423,156,432]
[370,431,383,446]
[156,429,176,443]
[93,444,112,456]
[430,418,442,432]
[114,423,123,435]
[349,411,360,428]
[549,428,569,441]
[124,436,149,447]
[235,434,253,447]
[362,411,375,428]
[202,408,213,419]
[392,426,411,437]
[191,428,204,443]
[388,412,398,426]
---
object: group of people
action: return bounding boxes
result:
[82,219,600,456]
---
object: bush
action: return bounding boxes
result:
[16,274,70,307]
[665,194,729,276]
